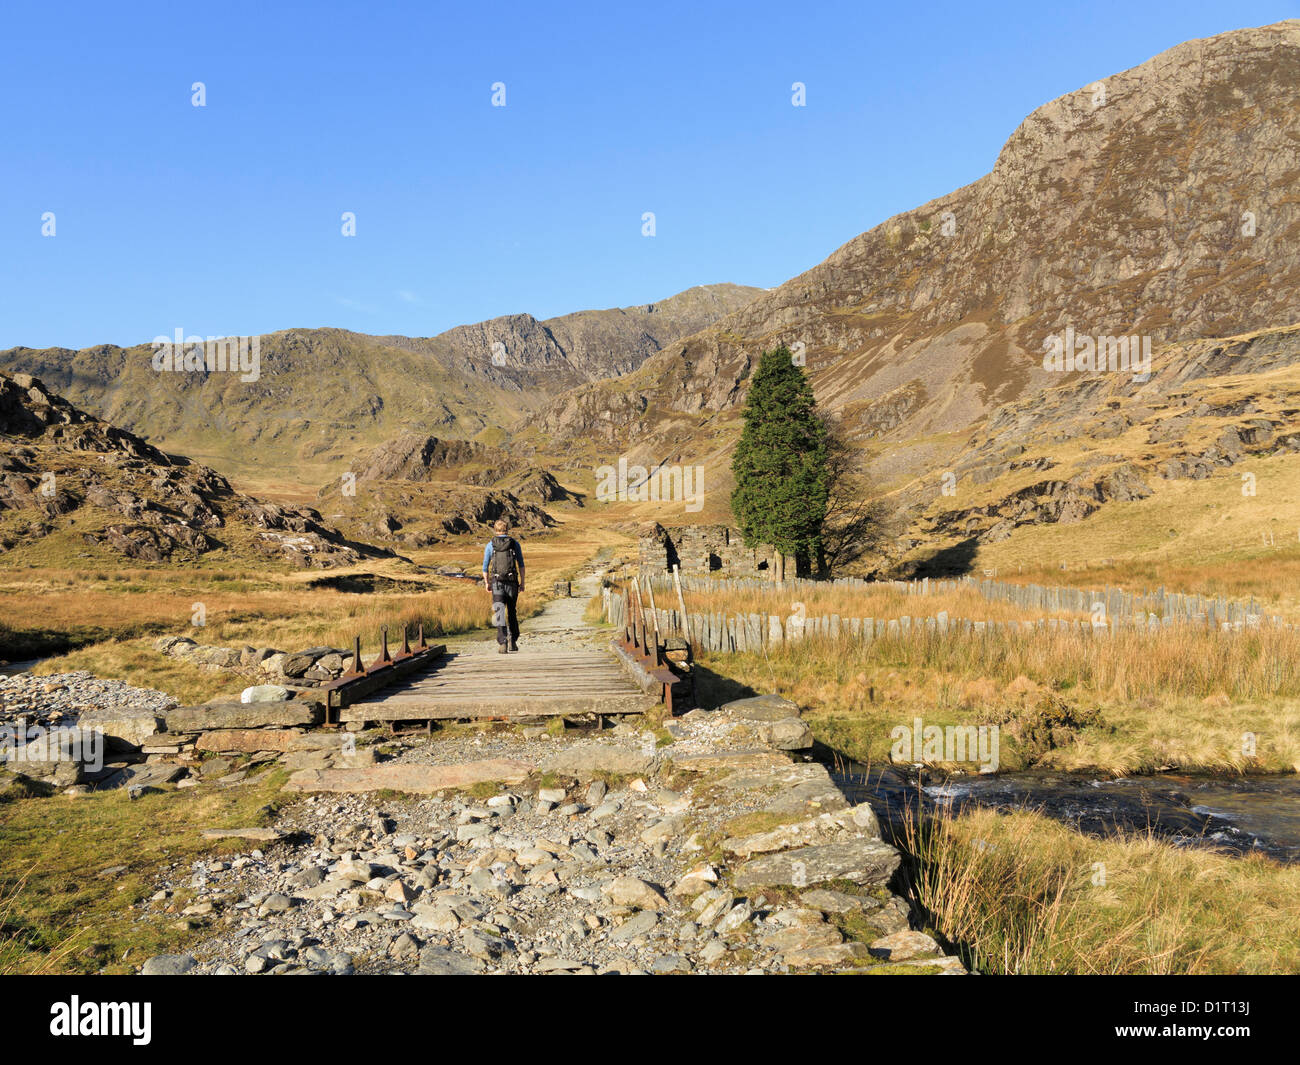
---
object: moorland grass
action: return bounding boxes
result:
[694,623,1300,774]
[898,802,1300,974]
[0,768,288,975]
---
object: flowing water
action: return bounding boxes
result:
[828,757,1300,863]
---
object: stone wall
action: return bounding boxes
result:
[638,523,774,576]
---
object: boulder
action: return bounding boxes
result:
[141,953,198,976]
[868,929,942,961]
[718,693,802,722]
[240,684,290,703]
[78,706,166,751]
[723,805,881,858]
[96,763,186,791]
[753,717,814,750]
[783,942,871,967]
[279,654,315,678]
[732,839,901,891]
[601,876,668,911]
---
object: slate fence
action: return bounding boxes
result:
[600,574,1291,655]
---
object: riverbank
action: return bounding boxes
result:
[692,640,1300,776]
[889,799,1300,974]
[691,646,1300,974]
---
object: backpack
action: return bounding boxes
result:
[488,535,517,582]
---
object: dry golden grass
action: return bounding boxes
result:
[697,623,1300,774]
[1008,551,1300,614]
[2,521,635,701]
[901,803,1300,974]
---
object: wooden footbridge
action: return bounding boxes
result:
[320,575,692,727]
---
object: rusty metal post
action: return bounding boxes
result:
[381,626,391,664]
[401,625,411,657]
[418,622,427,649]
[348,635,363,677]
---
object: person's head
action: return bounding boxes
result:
[493,518,510,535]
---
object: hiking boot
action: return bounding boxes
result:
[497,644,508,654]
[507,639,518,653]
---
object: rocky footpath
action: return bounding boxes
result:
[137,700,964,976]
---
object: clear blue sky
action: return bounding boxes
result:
[2,0,1295,349]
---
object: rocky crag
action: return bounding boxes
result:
[0,372,387,566]
[0,284,761,481]
[521,22,1300,561]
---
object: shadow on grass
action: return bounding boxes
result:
[909,537,980,578]
[691,662,761,710]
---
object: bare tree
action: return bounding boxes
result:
[817,416,895,576]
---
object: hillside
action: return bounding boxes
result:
[520,21,1300,561]
[0,372,388,569]
[0,283,761,488]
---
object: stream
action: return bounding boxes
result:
[826,756,1300,863]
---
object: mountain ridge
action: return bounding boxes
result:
[517,19,1300,568]
[0,283,763,485]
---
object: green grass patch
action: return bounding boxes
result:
[0,770,290,974]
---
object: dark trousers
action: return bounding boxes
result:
[491,580,520,645]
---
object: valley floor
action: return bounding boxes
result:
[3,533,1299,974]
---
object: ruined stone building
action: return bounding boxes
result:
[638,522,776,576]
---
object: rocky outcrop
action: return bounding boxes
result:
[904,325,1300,552]
[0,372,388,567]
[318,477,555,547]
[353,434,507,483]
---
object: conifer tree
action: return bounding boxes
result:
[730,344,829,578]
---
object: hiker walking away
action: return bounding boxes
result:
[483,518,524,653]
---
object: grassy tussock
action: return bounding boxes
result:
[899,803,1300,974]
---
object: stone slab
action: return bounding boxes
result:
[164,701,320,733]
[282,758,534,795]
